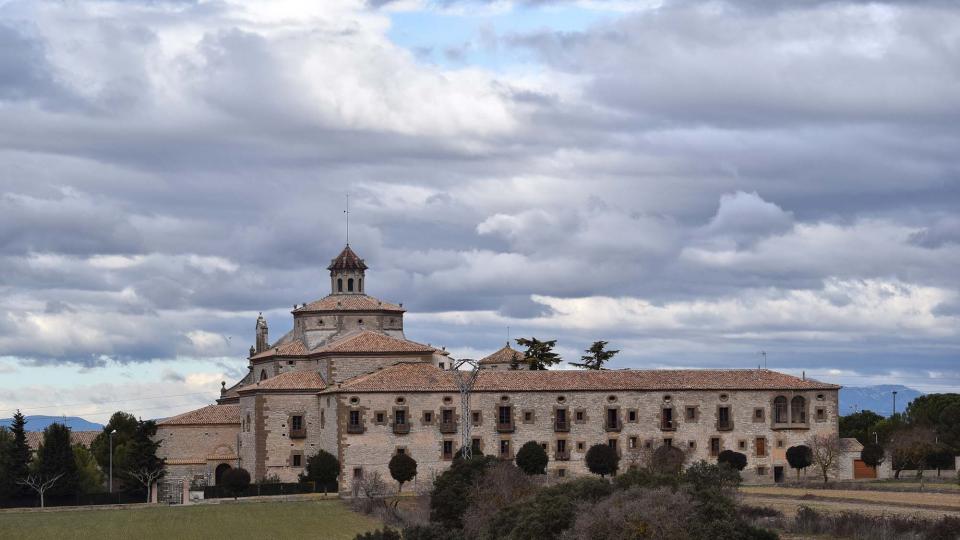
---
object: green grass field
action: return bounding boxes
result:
[0,499,383,540]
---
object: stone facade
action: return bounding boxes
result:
[335,386,840,493]
[155,421,239,487]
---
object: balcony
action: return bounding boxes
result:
[289,428,307,439]
[439,421,458,434]
[660,419,675,431]
[346,423,364,434]
[554,420,569,433]
[393,422,411,435]
[554,450,570,461]
[604,419,622,433]
[496,422,515,434]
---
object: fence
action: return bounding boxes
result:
[0,491,147,509]
[202,481,326,499]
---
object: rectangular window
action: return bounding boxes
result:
[754,408,765,422]
[575,410,585,422]
[757,466,768,476]
[664,438,673,447]
[471,438,482,454]
[292,454,302,467]
[738,440,747,450]
[396,447,406,455]
[661,408,674,430]
[498,406,512,425]
[291,416,303,431]
[423,411,433,423]
[628,409,637,422]
[353,467,363,478]
[395,409,407,425]
[557,469,566,477]
[608,439,617,450]
[441,409,454,424]
[557,439,567,453]
[442,440,454,460]
[816,407,826,421]
[644,440,652,449]
[499,439,510,457]
[606,408,620,431]
[629,436,637,449]
[472,411,482,425]
[718,406,731,430]
[349,410,360,426]
[376,412,385,424]
[577,441,585,451]
[710,437,721,457]
[776,439,784,448]
[756,438,767,457]
[685,406,697,421]
[524,411,533,423]
[688,440,696,449]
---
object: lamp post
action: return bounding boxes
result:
[109,429,116,493]
[873,431,878,444]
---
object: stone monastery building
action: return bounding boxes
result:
[156,245,849,493]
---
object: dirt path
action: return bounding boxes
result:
[741,486,960,512]
[741,494,960,520]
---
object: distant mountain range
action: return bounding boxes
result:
[0,415,104,432]
[839,385,924,417]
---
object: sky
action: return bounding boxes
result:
[0,0,958,424]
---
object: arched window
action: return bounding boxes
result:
[337,278,343,292]
[358,278,362,292]
[260,369,267,382]
[773,396,788,423]
[245,413,251,432]
[791,396,806,424]
[347,278,354,292]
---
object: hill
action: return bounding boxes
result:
[0,415,103,432]
[839,385,923,417]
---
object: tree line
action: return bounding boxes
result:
[840,393,960,480]
[0,410,165,507]
[509,338,618,370]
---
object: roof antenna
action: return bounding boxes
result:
[507,325,510,346]
[344,193,350,245]
[758,350,767,369]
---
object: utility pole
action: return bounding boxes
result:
[892,390,898,417]
[452,358,480,460]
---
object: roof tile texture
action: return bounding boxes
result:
[296,294,403,313]
[478,344,525,365]
[326,363,840,394]
[238,370,327,393]
[157,404,240,426]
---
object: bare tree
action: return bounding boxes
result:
[807,434,842,483]
[18,473,64,508]
[127,467,165,503]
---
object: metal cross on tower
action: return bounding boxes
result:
[452,358,480,460]
[344,193,350,244]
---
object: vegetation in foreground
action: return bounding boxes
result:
[0,499,382,540]
[740,504,960,540]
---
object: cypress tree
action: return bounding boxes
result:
[38,423,79,497]
[8,411,33,497]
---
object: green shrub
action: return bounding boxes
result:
[481,477,613,539]
[515,441,548,475]
[353,527,401,540]
[429,455,497,528]
[403,524,465,540]
[717,450,748,471]
[299,449,339,493]
[220,468,251,500]
[584,443,619,477]
[388,452,417,493]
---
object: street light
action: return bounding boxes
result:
[109,429,116,493]
[873,431,878,444]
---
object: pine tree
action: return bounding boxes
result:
[125,419,165,502]
[90,411,138,492]
[38,423,79,497]
[0,427,13,502]
[570,341,619,370]
[514,337,561,370]
[8,410,32,498]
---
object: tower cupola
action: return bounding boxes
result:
[328,244,367,295]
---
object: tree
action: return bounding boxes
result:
[514,337,561,370]
[786,445,812,480]
[73,445,105,494]
[7,410,32,498]
[124,419,165,502]
[90,411,138,492]
[717,450,748,471]
[650,444,688,476]
[17,473,64,508]
[221,467,251,500]
[585,443,619,478]
[514,441,548,475]
[807,434,842,484]
[860,443,885,470]
[429,455,497,528]
[508,352,521,371]
[570,340,619,370]
[37,423,79,498]
[300,449,340,493]
[388,452,417,493]
[839,410,884,446]
[926,442,955,477]
[0,427,13,503]
[888,426,936,479]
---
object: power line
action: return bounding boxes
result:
[4,391,215,412]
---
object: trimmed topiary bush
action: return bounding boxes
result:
[718,450,748,471]
[585,443,619,478]
[221,467,251,500]
[515,441,548,475]
[388,452,417,493]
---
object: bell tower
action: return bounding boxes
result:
[328,244,367,295]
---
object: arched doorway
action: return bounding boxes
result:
[215,463,232,485]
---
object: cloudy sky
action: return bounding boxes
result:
[1,0,958,424]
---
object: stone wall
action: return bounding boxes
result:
[155,424,240,484]
[240,392,325,482]
[336,388,840,492]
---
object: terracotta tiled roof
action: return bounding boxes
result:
[840,438,864,452]
[327,245,368,271]
[25,430,100,452]
[296,294,403,313]
[238,370,328,393]
[157,404,240,426]
[250,339,307,360]
[324,363,840,394]
[479,343,526,365]
[316,330,435,354]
